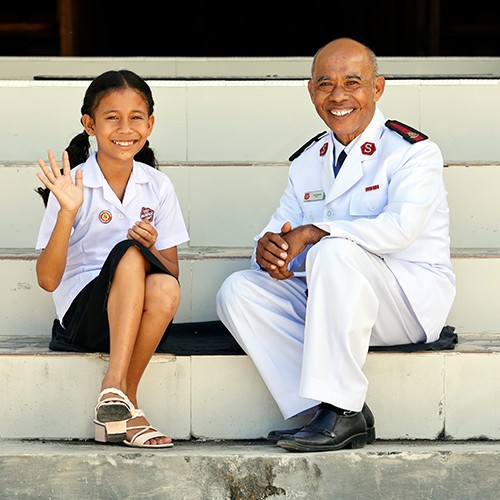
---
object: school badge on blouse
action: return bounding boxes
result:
[98,210,112,224]
[140,207,155,223]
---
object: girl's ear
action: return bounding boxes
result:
[147,115,155,136]
[81,114,95,136]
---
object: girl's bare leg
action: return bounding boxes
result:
[100,245,180,445]
[101,246,147,393]
[126,272,180,445]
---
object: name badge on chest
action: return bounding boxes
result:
[304,190,325,202]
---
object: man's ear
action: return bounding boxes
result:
[307,79,314,102]
[81,114,95,136]
[373,76,386,103]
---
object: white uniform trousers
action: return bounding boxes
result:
[216,238,426,420]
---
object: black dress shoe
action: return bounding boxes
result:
[268,403,376,444]
[362,403,376,444]
[276,408,367,452]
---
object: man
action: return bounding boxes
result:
[216,38,456,452]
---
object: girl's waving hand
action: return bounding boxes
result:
[37,149,83,213]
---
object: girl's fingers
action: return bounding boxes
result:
[36,172,52,188]
[37,158,56,184]
[48,150,60,177]
[38,150,72,186]
[74,168,83,188]
[136,221,157,240]
[61,150,71,176]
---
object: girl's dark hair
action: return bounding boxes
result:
[36,69,158,206]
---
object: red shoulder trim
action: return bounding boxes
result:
[385,120,428,144]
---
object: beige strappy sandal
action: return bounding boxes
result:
[94,388,135,443]
[123,409,174,448]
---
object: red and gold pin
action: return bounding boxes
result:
[319,143,329,156]
[98,210,112,224]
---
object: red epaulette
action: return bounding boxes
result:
[385,120,428,144]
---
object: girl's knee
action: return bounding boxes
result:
[117,244,147,273]
[145,274,180,314]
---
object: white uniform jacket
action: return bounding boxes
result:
[251,108,456,337]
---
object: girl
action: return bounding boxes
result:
[35,70,189,448]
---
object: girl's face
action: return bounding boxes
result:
[82,88,154,166]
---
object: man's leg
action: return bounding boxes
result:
[216,269,318,419]
[277,238,424,451]
[300,237,425,412]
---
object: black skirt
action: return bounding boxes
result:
[49,240,176,353]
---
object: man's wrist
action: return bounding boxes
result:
[307,224,329,244]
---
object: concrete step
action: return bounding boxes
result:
[3,162,500,249]
[0,247,250,333]
[1,248,499,336]
[1,439,499,499]
[3,161,499,335]
[1,333,499,441]
[1,79,499,163]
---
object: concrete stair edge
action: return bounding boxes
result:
[1,439,499,500]
[2,246,500,259]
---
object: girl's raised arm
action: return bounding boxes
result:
[36,150,83,292]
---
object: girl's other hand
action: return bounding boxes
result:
[127,220,158,249]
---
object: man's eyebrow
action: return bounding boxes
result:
[314,73,363,83]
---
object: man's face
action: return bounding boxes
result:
[308,40,385,145]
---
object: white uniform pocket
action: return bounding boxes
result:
[349,190,387,216]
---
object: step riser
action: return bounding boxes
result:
[0,257,248,334]
[2,164,500,249]
[2,350,499,440]
[1,255,499,335]
[1,80,499,163]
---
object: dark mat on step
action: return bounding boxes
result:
[156,322,458,355]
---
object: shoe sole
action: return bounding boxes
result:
[269,426,376,444]
[106,432,127,443]
[123,440,174,448]
[96,404,132,423]
[277,432,367,452]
